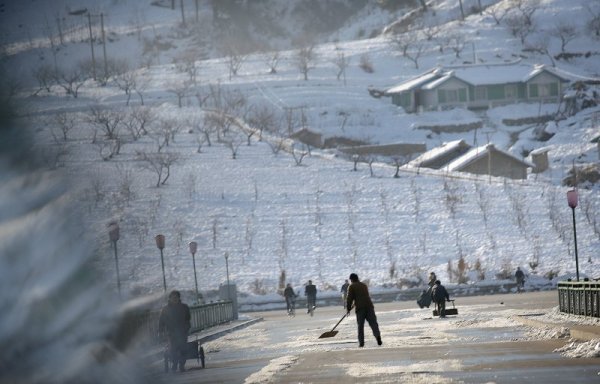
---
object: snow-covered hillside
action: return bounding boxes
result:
[1,0,599,301]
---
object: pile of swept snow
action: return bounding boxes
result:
[555,340,600,358]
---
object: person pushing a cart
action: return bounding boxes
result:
[159,290,191,372]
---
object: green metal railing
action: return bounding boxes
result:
[118,300,235,346]
[557,281,600,318]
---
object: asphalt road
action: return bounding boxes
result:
[149,291,600,383]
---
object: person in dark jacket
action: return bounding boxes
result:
[159,290,191,372]
[305,280,317,314]
[346,273,382,347]
[431,280,450,318]
[515,267,525,293]
[341,279,349,309]
[283,283,297,315]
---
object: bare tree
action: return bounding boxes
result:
[224,42,248,80]
[420,18,441,41]
[294,45,317,81]
[358,54,374,73]
[222,128,245,159]
[448,33,467,58]
[52,111,78,141]
[550,21,578,53]
[505,14,535,44]
[115,163,136,206]
[174,50,200,86]
[151,117,181,152]
[504,0,539,45]
[195,114,214,149]
[525,36,556,67]
[247,104,277,141]
[586,4,600,38]
[94,138,121,161]
[32,64,56,95]
[136,151,179,187]
[265,50,281,74]
[128,105,155,139]
[168,81,191,108]
[54,66,86,98]
[87,106,124,140]
[291,143,309,166]
[484,2,511,25]
[389,30,426,69]
[332,50,350,85]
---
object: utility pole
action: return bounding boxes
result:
[87,13,96,80]
[100,13,108,80]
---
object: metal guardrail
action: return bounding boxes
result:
[558,281,600,318]
[190,301,234,333]
[120,300,235,346]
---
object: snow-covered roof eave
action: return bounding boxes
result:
[385,68,442,94]
[446,144,534,171]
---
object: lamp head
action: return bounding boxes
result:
[155,234,165,250]
[567,189,578,209]
[189,241,197,254]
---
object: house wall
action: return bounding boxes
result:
[526,71,562,103]
[458,151,528,179]
[425,78,470,110]
[390,68,568,113]
[392,92,414,112]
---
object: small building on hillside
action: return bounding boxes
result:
[406,139,472,169]
[290,128,323,148]
[445,144,534,180]
[385,62,570,113]
[529,147,550,173]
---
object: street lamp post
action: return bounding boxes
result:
[155,234,167,293]
[567,189,579,282]
[224,252,231,300]
[108,221,121,299]
[189,241,199,302]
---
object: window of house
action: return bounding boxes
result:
[529,83,558,98]
[438,88,467,103]
[475,86,487,100]
[505,84,517,99]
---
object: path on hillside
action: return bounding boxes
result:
[148,291,599,383]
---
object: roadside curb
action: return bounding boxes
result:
[512,314,600,341]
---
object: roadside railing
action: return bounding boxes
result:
[119,300,235,346]
[558,280,600,318]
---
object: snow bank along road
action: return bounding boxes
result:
[150,291,600,383]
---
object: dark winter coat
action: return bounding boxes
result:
[431,283,449,303]
[346,281,374,311]
[284,286,296,298]
[159,302,191,345]
[515,269,525,283]
[305,284,317,298]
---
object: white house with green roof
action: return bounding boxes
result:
[385,62,570,113]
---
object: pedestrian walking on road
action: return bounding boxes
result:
[341,279,349,309]
[417,271,437,308]
[283,283,297,316]
[346,273,382,347]
[428,272,437,288]
[431,280,450,318]
[515,267,525,293]
[159,290,191,373]
[305,280,317,314]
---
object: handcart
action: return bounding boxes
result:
[432,299,458,317]
[164,340,205,372]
